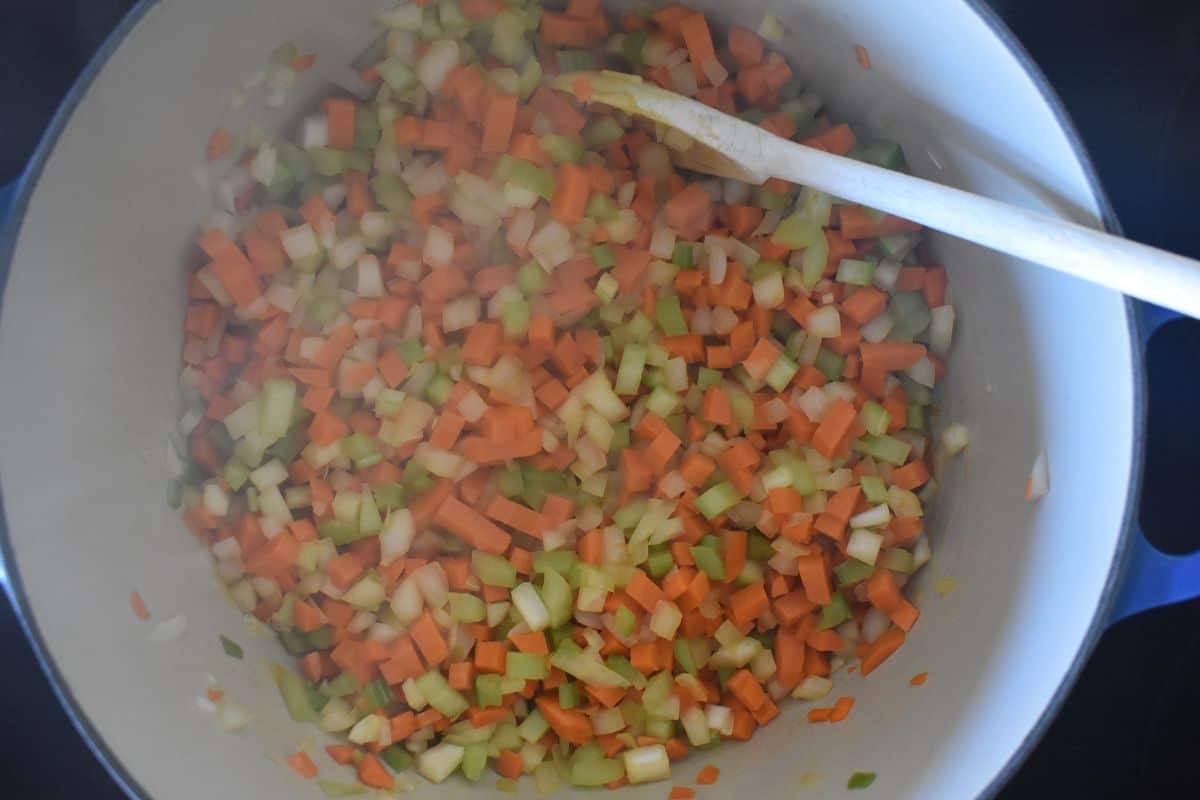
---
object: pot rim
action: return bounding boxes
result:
[0,2,1143,798]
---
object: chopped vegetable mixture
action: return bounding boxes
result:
[173,0,956,792]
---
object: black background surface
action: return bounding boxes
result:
[1,1,1199,797]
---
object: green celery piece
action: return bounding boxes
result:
[219,635,244,659]
[448,592,486,622]
[541,133,585,163]
[605,655,646,689]
[585,193,618,221]
[381,745,413,773]
[848,772,877,790]
[373,482,406,511]
[472,551,518,588]
[696,366,721,389]
[533,550,577,575]
[814,348,845,381]
[582,116,624,148]
[518,709,550,742]
[853,434,912,466]
[475,674,503,708]
[833,559,875,587]
[271,664,317,722]
[818,592,851,629]
[613,605,637,638]
[646,546,673,578]
[415,670,469,718]
[860,400,891,437]
[507,651,549,680]
[396,337,425,365]
[321,671,359,698]
[558,682,581,709]
[907,402,927,431]
[674,639,699,675]
[773,214,823,249]
[655,295,688,336]
[672,242,695,268]
[306,625,334,650]
[517,259,547,294]
[591,243,616,269]
[461,743,488,781]
[570,757,625,787]
[318,519,366,546]
[614,344,647,395]
[540,568,574,628]
[690,545,726,580]
[362,678,394,712]
[695,481,742,520]
[747,532,774,562]
[860,475,888,504]
[506,159,554,200]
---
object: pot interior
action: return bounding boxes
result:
[0,1,1136,798]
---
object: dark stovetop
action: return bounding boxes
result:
[2,2,1199,798]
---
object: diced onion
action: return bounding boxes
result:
[929,305,956,356]
[418,39,460,92]
[846,529,884,565]
[942,422,970,456]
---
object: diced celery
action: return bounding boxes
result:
[468,551,517,589]
[860,475,888,504]
[415,670,469,718]
[381,745,413,773]
[646,386,681,418]
[570,756,625,787]
[321,671,359,698]
[646,547,673,578]
[517,259,547,294]
[318,519,365,546]
[586,193,617,221]
[860,400,891,437]
[475,673,503,708]
[506,160,554,200]
[518,708,550,742]
[582,116,625,148]
[362,678,394,712]
[907,402,927,431]
[747,532,774,561]
[448,592,485,623]
[833,558,876,587]
[559,682,581,709]
[541,133,584,163]
[490,10,530,65]
[517,57,543,100]
[800,235,829,289]
[674,639,699,675]
[765,353,800,392]
[310,147,349,176]
[818,592,850,629]
[591,244,616,269]
[258,378,297,443]
[614,344,647,396]
[773,214,823,249]
[672,242,695,268]
[860,141,906,170]
[605,655,645,689]
[613,604,636,638]
[534,550,578,575]
[271,664,317,723]
[655,295,688,336]
[462,743,488,781]
[644,716,675,740]
[501,296,531,338]
[813,348,844,381]
[853,434,913,465]
[317,780,367,796]
[696,481,742,519]
[507,651,549,681]
[690,545,726,580]
[882,548,915,573]
[540,569,574,628]
[595,273,619,304]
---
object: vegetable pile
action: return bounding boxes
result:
[174,0,956,791]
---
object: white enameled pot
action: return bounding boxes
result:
[1,1,1197,798]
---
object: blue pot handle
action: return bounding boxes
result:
[1108,303,1200,623]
